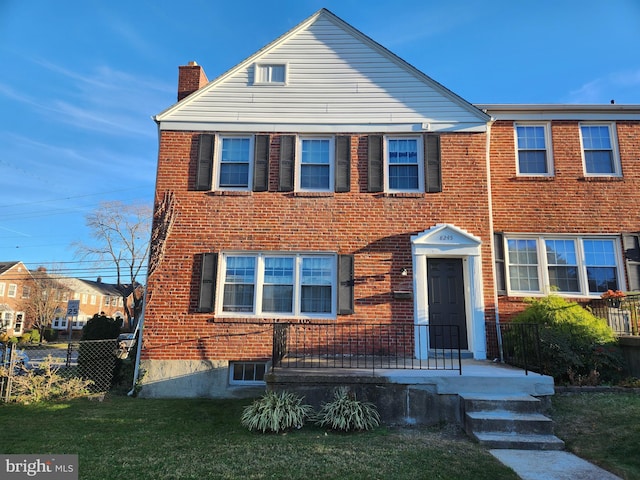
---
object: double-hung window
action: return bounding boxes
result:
[0,282,5,296]
[7,284,16,298]
[515,123,552,175]
[219,253,336,317]
[505,235,621,296]
[386,137,424,192]
[580,124,620,175]
[217,136,254,190]
[297,137,334,191]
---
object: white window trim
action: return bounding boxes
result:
[213,134,255,191]
[504,234,624,298]
[579,122,621,177]
[216,252,337,319]
[228,361,269,385]
[514,122,554,176]
[253,63,287,86]
[384,135,425,193]
[295,135,335,192]
[0,282,5,296]
[7,284,17,298]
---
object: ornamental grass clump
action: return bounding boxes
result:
[315,386,380,432]
[241,390,313,433]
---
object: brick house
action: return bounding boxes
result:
[0,262,34,337]
[142,9,640,398]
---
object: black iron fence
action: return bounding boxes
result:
[271,322,462,374]
[486,322,542,375]
[589,294,640,336]
[0,339,128,402]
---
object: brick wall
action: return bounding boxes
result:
[490,119,640,316]
[144,131,495,361]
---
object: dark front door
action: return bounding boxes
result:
[427,258,468,349]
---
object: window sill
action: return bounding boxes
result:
[383,192,425,198]
[210,190,253,196]
[294,192,334,198]
[578,176,624,182]
[510,176,555,181]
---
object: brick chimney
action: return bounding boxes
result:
[177,61,209,101]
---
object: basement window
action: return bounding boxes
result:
[229,361,268,385]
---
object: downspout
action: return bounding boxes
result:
[485,117,504,362]
[128,117,160,397]
[127,290,145,396]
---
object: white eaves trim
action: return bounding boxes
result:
[156,121,488,134]
[478,103,640,121]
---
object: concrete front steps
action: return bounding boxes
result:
[461,393,565,450]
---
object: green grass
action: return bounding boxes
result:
[0,396,518,480]
[551,392,640,480]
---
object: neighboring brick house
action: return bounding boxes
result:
[53,277,128,336]
[480,105,640,321]
[142,9,640,398]
[0,261,34,337]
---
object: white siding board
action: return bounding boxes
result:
[158,12,487,131]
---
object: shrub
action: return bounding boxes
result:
[19,332,32,344]
[10,355,94,404]
[42,328,58,342]
[81,314,122,341]
[315,386,380,432]
[241,391,313,433]
[513,295,625,384]
[28,329,41,344]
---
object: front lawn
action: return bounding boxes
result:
[551,391,640,480]
[0,396,518,480]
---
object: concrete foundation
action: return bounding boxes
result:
[266,360,555,427]
[138,359,264,399]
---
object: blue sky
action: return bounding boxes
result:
[1,0,639,282]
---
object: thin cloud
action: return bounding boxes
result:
[568,68,640,104]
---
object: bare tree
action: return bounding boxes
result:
[74,201,152,330]
[22,267,70,342]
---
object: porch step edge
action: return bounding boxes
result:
[472,432,565,450]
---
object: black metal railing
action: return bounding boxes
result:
[271,322,462,374]
[486,322,542,375]
[589,294,640,336]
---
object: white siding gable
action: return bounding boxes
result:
[156,9,488,133]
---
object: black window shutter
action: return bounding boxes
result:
[622,234,640,291]
[338,254,355,315]
[424,133,442,193]
[253,135,270,192]
[368,135,383,192]
[197,253,218,313]
[196,134,214,191]
[494,233,506,295]
[278,135,295,192]
[335,135,351,193]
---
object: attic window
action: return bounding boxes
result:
[255,64,286,85]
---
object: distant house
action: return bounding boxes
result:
[0,261,33,337]
[142,9,640,398]
[53,277,128,335]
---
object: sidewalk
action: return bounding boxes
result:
[490,450,622,480]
